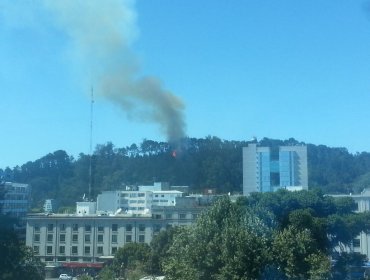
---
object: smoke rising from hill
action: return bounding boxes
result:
[45,0,186,142]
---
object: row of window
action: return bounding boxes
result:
[34,233,138,243]
[38,223,137,233]
[34,213,198,233]
[121,193,148,198]
[33,235,146,255]
[42,256,94,262]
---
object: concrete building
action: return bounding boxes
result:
[331,189,370,259]
[96,183,184,215]
[96,190,153,215]
[152,190,183,207]
[26,201,207,274]
[243,143,308,195]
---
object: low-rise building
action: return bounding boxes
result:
[26,200,207,271]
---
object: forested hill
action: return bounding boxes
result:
[2,137,370,208]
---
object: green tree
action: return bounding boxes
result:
[149,226,180,275]
[305,252,331,280]
[0,215,44,280]
[163,196,270,280]
[332,252,368,280]
[97,266,115,280]
[271,226,329,280]
[113,243,151,278]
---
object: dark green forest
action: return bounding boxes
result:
[2,137,370,208]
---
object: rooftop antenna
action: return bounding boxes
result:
[88,87,94,201]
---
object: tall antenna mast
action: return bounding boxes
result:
[88,87,94,201]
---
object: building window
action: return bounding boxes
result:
[60,224,66,232]
[153,224,161,233]
[166,213,172,219]
[72,234,78,243]
[72,224,78,232]
[98,234,103,243]
[45,257,54,262]
[138,193,145,197]
[59,234,65,243]
[72,246,78,255]
[111,247,117,255]
[138,235,145,243]
[85,225,91,232]
[47,234,53,242]
[98,226,104,232]
[57,257,66,262]
[33,246,39,255]
[84,246,90,255]
[97,246,103,255]
[85,234,91,243]
[47,224,54,231]
[46,246,53,255]
[59,246,65,255]
[34,225,40,232]
[353,238,361,248]
[125,235,132,243]
[70,257,78,262]
[112,224,118,232]
[34,234,40,242]
[192,213,198,220]
[112,235,117,243]
[126,224,132,232]
[139,224,145,232]
[179,213,186,219]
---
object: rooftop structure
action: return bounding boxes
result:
[44,199,58,214]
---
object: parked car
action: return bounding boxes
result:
[59,274,72,280]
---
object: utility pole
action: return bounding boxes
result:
[88,87,94,201]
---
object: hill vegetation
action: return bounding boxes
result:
[1,137,370,208]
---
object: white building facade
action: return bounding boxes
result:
[26,204,205,267]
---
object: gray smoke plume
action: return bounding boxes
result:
[44,0,186,142]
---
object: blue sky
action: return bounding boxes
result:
[1,0,370,169]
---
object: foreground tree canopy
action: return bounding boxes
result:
[163,192,370,280]
[99,190,369,280]
[0,216,44,280]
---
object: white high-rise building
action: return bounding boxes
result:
[243,143,308,195]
